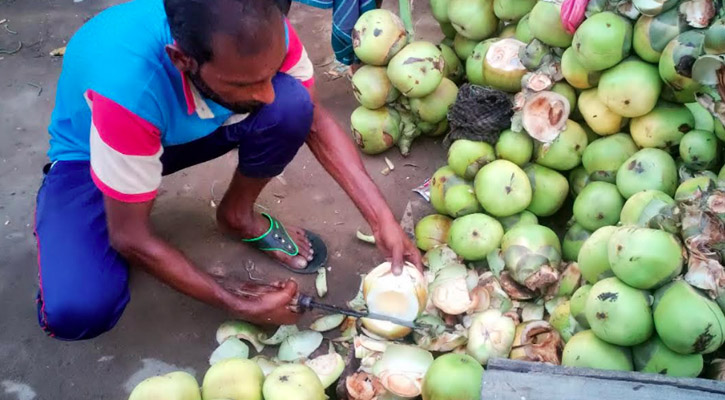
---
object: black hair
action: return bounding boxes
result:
[164,0,284,65]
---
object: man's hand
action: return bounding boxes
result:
[373,216,423,275]
[230,280,300,326]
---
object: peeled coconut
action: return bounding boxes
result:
[305,352,345,388]
[616,148,678,198]
[352,66,400,109]
[562,330,633,371]
[444,184,482,217]
[572,12,633,72]
[573,182,624,231]
[577,88,627,136]
[494,0,535,22]
[430,264,474,315]
[659,30,705,103]
[482,38,527,92]
[362,262,428,339]
[521,91,571,144]
[528,1,573,47]
[578,226,618,284]
[563,223,592,262]
[454,33,480,60]
[680,130,721,170]
[568,166,591,198]
[675,176,716,201]
[474,159,532,217]
[630,102,694,149]
[431,0,451,23]
[497,210,538,232]
[571,284,592,328]
[421,354,483,400]
[447,0,498,40]
[534,120,588,171]
[129,371,201,400]
[633,8,690,63]
[561,47,601,90]
[467,309,516,365]
[439,43,464,83]
[509,320,564,364]
[414,214,453,251]
[352,9,408,66]
[495,129,534,166]
[387,41,445,98]
[202,359,264,400]
[351,106,401,155]
[501,224,562,291]
[585,277,654,346]
[430,166,467,214]
[524,164,569,217]
[653,280,725,354]
[410,78,459,123]
[263,364,325,400]
[448,139,496,180]
[597,58,662,118]
[447,213,504,261]
[465,39,496,85]
[619,190,678,231]
[372,344,434,398]
[633,335,704,377]
[515,13,534,43]
[582,134,639,183]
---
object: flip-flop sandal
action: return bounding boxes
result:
[242,213,328,274]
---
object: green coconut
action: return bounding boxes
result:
[608,227,684,290]
[352,66,400,109]
[572,12,633,72]
[550,300,584,343]
[679,130,721,170]
[633,8,691,63]
[582,134,639,183]
[448,0,499,41]
[675,176,716,201]
[448,139,496,180]
[455,34,480,60]
[439,43,465,83]
[573,182,624,231]
[448,213,504,261]
[130,372,201,400]
[440,22,457,40]
[465,39,495,85]
[430,166,468,214]
[263,364,325,400]
[705,18,725,54]
[619,190,678,231]
[578,226,618,284]
[563,223,593,262]
[501,224,562,291]
[202,359,264,400]
[571,285,592,328]
[515,13,534,43]
[420,119,450,137]
[616,148,679,198]
[562,330,633,371]
[528,1,573,48]
[717,119,725,142]
[630,102,694,149]
[497,210,539,232]
[495,129,534,166]
[597,58,662,118]
[493,0,535,22]
[686,102,716,133]
[561,47,601,90]
[551,82,577,111]
[534,120,588,171]
[524,164,569,217]
[421,354,483,400]
[387,41,444,98]
[415,214,453,251]
[577,89,627,136]
[482,38,528,92]
[474,159,533,217]
[350,106,402,155]
[586,277,654,346]
[352,9,408,66]
[431,0,452,23]
[445,184,482,217]
[633,335,704,377]
[658,30,706,103]
[498,23,518,39]
[410,78,459,123]
[653,280,725,354]
[720,165,725,180]
[569,166,591,198]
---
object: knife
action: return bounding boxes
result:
[296,294,419,329]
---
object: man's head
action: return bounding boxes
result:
[164,0,286,114]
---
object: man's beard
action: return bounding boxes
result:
[188,71,264,115]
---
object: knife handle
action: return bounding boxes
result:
[295,293,314,313]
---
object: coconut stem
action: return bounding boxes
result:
[398,0,415,38]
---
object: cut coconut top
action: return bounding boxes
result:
[485,38,527,72]
[679,0,717,28]
[363,262,427,322]
[692,54,725,86]
[521,91,571,143]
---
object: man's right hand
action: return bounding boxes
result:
[232,280,300,326]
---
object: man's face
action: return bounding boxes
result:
[177,22,287,114]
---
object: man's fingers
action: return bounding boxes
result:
[390,242,404,275]
[281,279,299,300]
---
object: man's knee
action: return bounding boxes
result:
[37,284,129,341]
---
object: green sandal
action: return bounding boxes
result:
[242,213,328,274]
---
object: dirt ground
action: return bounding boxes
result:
[0,0,446,398]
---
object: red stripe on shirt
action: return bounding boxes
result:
[88,90,161,156]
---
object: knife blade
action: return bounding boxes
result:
[297,294,418,329]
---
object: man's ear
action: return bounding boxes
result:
[165,44,198,73]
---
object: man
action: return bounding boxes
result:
[35,0,420,341]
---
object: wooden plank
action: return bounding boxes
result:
[481,359,725,400]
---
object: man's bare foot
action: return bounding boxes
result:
[218,211,315,270]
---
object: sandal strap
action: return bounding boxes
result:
[241,213,300,257]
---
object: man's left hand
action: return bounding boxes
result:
[373,216,422,275]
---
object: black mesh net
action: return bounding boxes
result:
[444,84,515,148]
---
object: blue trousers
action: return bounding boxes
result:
[34,73,314,340]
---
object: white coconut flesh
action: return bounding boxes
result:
[305,353,345,388]
[522,91,571,143]
[432,278,473,315]
[484,39,527,73]
[373,345,434,398]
